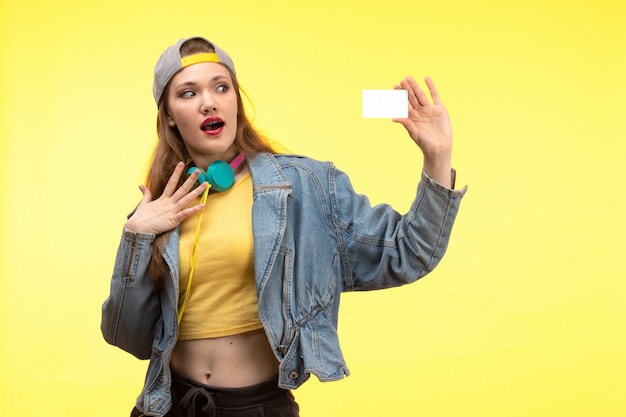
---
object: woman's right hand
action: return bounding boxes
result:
[125,161,207,235]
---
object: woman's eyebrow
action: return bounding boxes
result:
[175,75,230,88]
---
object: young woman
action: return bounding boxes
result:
[101,36,466,417]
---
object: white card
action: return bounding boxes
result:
[362,90,408,118]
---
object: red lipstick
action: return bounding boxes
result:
[200,117,225,136]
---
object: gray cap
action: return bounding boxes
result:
[152,37,236,106]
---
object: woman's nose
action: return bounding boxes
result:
[200,93,216,114]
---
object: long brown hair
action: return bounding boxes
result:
[146,38,275,287]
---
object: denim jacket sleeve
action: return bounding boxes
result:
[101,227,160,359]
[334,169,467,291]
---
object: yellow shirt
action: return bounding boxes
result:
[177,173,262,340]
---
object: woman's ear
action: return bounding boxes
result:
[166,113,176,127]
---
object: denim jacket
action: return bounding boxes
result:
[101,152,466,416]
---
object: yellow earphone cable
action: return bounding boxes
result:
[177,184,210,324]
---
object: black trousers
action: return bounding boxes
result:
[131,367,300,417]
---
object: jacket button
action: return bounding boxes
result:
[289,371,299,380]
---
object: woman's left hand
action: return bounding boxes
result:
[393,76,453,187]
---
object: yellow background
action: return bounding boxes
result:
[1,0,625,416]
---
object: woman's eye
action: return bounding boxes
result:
[180,90,195,98]
[216,85,228,93]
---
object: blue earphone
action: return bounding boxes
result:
[186,153,246,192]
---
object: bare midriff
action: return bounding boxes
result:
[170,328,279,387]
